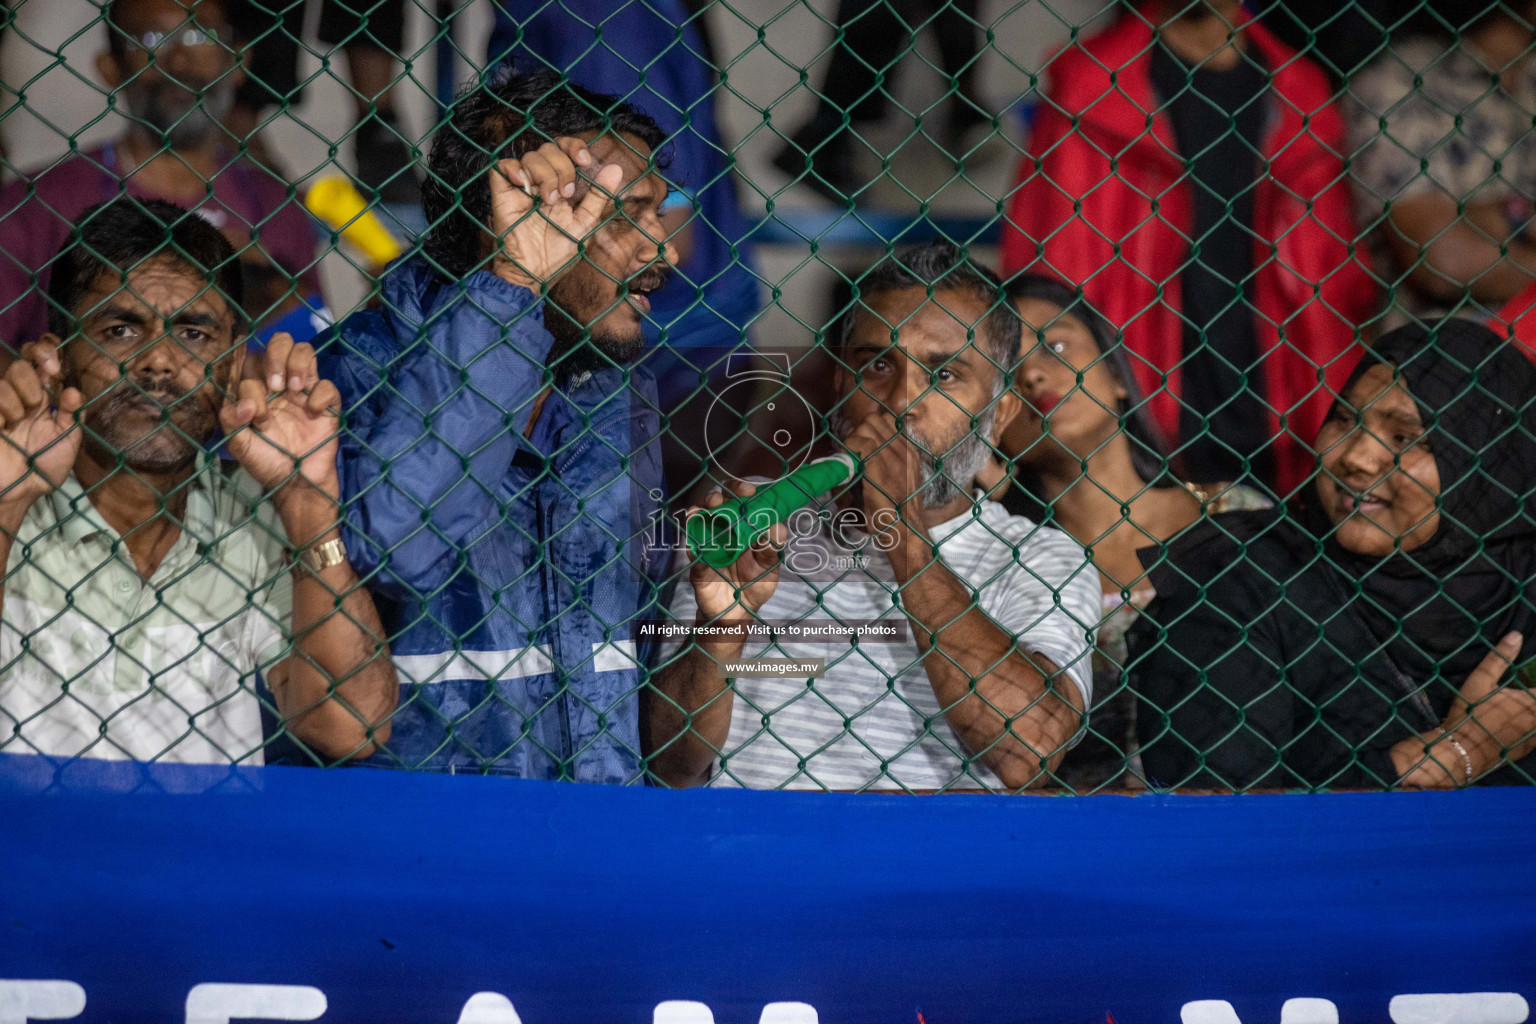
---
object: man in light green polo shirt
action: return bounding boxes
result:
[0,197,396,765]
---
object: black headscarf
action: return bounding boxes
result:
[1298,318,1536,688]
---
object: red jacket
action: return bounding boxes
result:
[1001,10,1376,493]
[1494,283,1536,363]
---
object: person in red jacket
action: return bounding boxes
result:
[1001,0,1376,495]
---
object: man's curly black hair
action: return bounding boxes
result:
[422,68,668,281]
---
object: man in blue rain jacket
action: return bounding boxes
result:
[489,0,760,410]
[320,72,677,781]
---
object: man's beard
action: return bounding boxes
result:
[544,266,671,380]
[80,378,213,475]
[123,75,234,149]
[831,405,997,509]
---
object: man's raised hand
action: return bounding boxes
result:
[489,136,625,291]
[221,332,341,506]
[0,342,82,513]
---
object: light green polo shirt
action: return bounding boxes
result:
[0,464,293,765]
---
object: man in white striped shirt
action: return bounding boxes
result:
[649,244,1100,792]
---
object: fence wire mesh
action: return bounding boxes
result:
[0,0,1533,793]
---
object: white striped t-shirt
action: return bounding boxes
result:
[664,496,1099,791]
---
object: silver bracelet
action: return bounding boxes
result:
[1444,733,1474,786]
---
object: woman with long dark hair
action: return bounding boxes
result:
[980,274,1270,790]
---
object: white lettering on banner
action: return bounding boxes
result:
[455,993,523,1024]
[183,984,326,1024]
[0,981,85,1023]
[1182,996,1529,1024]
[1184,1001,1245,1024]
[1282,999,1341,1024]
[1390,994,1531,1024]
[0,983,1529,1022]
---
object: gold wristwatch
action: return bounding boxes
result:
[299,537,348,574]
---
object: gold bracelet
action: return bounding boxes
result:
[1444,733,1473,786]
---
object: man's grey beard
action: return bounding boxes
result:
[79,380,211,476]
[830,406,997,509]
[124,76,235,150]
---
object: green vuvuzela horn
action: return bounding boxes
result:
[686,454,859,568]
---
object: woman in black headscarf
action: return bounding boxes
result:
[1129,319,1536,789]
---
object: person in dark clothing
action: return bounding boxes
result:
[976,274,1272,791]
[772,0,989,203]
[1148,29,1273,486]
[1130,319,1536,791]
[223,0,417,202]
[1001,0,1375,496]
[1262,0,1409,82]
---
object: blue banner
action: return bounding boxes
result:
[1,753,1532,1023]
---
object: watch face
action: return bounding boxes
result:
[703,374,817,485]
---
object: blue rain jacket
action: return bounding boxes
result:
[321,258,664,781]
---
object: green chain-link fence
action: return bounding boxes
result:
[0,0,1533,793]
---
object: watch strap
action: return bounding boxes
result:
[300,537,348,574]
